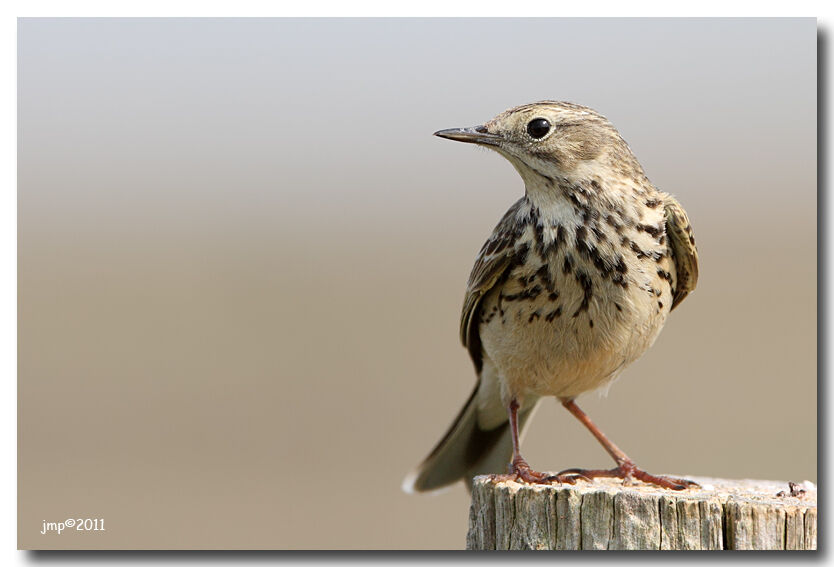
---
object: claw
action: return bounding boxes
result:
[556,463,699,491]
[490,457,578,486]
[544,472,591,484]
[510,457,552,484]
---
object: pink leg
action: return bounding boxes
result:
[557,399,699,490]
[489,399,583,486]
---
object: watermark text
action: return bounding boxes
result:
[41,518,106,535]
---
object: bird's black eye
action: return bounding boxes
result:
[527,118,551,139]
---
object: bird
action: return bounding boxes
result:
[403,101,699,494]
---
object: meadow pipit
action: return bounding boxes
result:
[404,101,699,493]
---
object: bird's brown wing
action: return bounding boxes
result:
[663,195,699,310]
[460,199,526,372]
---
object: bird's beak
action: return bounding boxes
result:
[434,126,503,147]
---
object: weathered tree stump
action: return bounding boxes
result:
[467,475,816,550]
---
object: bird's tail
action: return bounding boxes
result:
[402,382,540,493]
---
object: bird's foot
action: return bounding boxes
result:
[544,471,592,485]
[556,461,699,491]
[490,457,571,485]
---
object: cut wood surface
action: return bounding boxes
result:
[467,475,817,550]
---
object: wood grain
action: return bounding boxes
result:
[466,476,816,550]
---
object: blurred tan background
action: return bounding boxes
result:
[18,18,816,549]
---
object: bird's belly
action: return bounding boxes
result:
[478,255,673,400]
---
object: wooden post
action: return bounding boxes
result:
[467,476,817,550]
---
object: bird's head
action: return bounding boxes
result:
[435,101,644,196]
